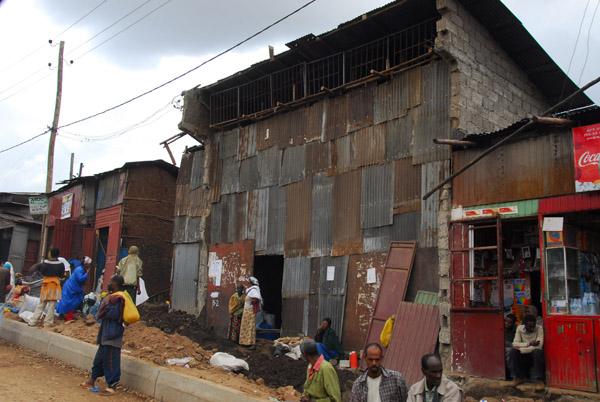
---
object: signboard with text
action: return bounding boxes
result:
[61,193,73,219]
[573,123,600,192]
[29,196,49,215]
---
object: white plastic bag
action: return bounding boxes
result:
[166,357,193,366]
[285,345,302,360]
[209,352,249,372]
[18,310,34,324]
[20,294,39,313]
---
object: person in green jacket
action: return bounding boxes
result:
[315,317,344,361]
[300,339,341,402]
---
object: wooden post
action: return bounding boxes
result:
[69,152,74,179]
[39,40,65,262]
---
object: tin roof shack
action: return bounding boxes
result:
[45,160,177,297]
[173,0,590,354]
[444,107,600,390]
[0,193,42,274]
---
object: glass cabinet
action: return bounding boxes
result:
[546,247,582,314]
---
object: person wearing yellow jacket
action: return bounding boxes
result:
[116,246,143,303]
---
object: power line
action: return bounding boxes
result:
[578,0,600,85]
[0,0,319,154]
[0,66,48,97]
[560,0,592,100]
[0,71,54,103]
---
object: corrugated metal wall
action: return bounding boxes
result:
[310,173,333,256]
[171,243,200,313]
[285,178,311,257]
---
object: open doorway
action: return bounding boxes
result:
[95,228,109,290]
[253,255,284,328]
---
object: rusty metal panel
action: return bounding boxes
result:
[188,187,206,217]
[185,216,202,243]
[394,158,421,213]
[278,108,307,149]
[207,240,254,338]
[385,117,412,160]
[305,101,325,143]
[190,149,205,190]
[235,192,248,242]
[342,252,387,351]
[348,86,374,132]
[170,243,200,314]
[267,186,286,255]
[285,178,311,257]
[239,156,258,192]
[355,124,386,167]
[331,134,356,174]
[310,172,333,257]
[363,241,417,352]
[361,163,394,229]
[280,145,305,185]
[385,302,440,385]
[373,67,417,124]
[95,204,121,228]
[238,124,257,160]
[172,216,186,243]
[324,94,348,142]
[96,174,121,210]
[177,153,193,186]
[317,255,349,339]
[333,169,362,256]
[253,188,269,252]
[421,160,449,247]
[223,194,236,244]
[282,256,311,297]
[209,141,222,203]
[453,130,575,208]
[219,128,239,159]
[47,185,84,226]
[209,200,222,245]
[220,157,240,195]
[412,61,450,164]
[256,118,279,151]
[363,225,391,253]
[282,298,308,337]
[257,146,281,188]
[391,212,421,242]
[174,184,190,216]
[305,140,329,175]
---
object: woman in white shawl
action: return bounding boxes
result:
[238,276,262,349]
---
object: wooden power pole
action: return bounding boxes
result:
[39,41,65,262]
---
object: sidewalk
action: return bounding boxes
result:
[0,319,267,402]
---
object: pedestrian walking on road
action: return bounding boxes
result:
[116,246,143,303]
[29,248,64,327]
[81,274,126,396]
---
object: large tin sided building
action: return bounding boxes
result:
[171,0,591,360]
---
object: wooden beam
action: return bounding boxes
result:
[433,138,477,147]
[531,115,573,126]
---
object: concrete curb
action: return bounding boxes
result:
[0,320,266,402]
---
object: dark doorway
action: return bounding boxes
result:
[253,255,284,328]
[96,228,109,288]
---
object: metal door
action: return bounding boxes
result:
[171,243,200,314]
[8,225,29,273]
[450,218,505,379]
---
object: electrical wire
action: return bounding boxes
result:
[0,135,47,188]
[578,0,600,85]
[0,66,48,97]
[559,0,592,100]
[0,71,54,103]
[74,0,173,61]
[0,0,319,154]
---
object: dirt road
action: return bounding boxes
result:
[0,339,155,402]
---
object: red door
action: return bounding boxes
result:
[450,218,506,379]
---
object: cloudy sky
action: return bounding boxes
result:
[0,0,598,193]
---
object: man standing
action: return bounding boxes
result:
[29,248,64,327]
[509,314,545,391]
[350,343,409,402]
[81,274,126,396]
[116,246,143,303]
[300,338,342,402]
[315,317,344,361]
[407,354,462,402]
[0,263,12,330]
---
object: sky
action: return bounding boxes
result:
[0,0,598,193]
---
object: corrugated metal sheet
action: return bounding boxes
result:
[305,101,325,143]
[324,94,348,142]
[209,199,222,244]
[453,130,575,207]
[414,290,439,306]
[210,141,222,203]
[305,140,329,175]
[280,145,305,185]
[223,194,235,243]
[256,118,279,151]
[342,252,387,350]
[190,150,205,190]
[257,146,282,188]
[238,124,257,160]
[7,225,28,274]
[361,163,394,229]
[188,187,206,217]
[239,156,258,192]
[391,212,421,241]
[333,169,362,256]
[219,128,239,159]
[233,192,248,242]
[174,184,190,216]
[421,160,450,247]
[252,188,269,251]
[285,178,311,257]
[278,108,307,149]
[316,255,349,338]
[310,172,333,257]
[282,256,311,297]
[282,298,308,337]
[171,243,200,314]
[539,192,600,214]
[96,174,122,210]
[373,67,420,124]
[172,216,186,243]
[95,204,121,228]
[267,186,286,254]
[331,134,356,174]
[348,86,374,132]
[363,225,390,253]
[83,179,96,218]
[385,302,440,385]
[355,124,386,167]
[385,118,412,160]
[47,185,83,226]
[412,61,450,164]
[177,152,193,186]
[394,157,421,213]
[220,157,240,195]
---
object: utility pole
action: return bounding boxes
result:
[39,41,65,262]
[69,152,74,179]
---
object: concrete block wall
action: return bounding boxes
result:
[435,0,549,134]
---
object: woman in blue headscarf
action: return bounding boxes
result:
[56,257,91,321]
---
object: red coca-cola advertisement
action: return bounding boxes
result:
[573,123,600,192]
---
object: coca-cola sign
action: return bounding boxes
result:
[573,123,600,192]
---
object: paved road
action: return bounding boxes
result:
[0,338,155,401]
